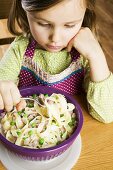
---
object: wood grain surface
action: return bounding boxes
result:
[0,0,113,170]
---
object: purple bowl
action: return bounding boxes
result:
[0,86,83,161]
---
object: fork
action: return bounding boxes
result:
[22,97,45,107]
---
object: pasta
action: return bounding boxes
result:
[0,93,77,149]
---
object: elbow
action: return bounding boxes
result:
[88,106,113,124]
[90,113,113,124]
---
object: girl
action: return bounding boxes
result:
[0,0,113,123]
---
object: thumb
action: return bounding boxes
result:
[10,83,21,106]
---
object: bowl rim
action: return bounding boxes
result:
[0,85,83,153]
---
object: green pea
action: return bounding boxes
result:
[28,130,33,136]
[68,121,74,127]
[39,138,44,145]
[60,114,64,117]
[23,113,27,118]
[22,109,25,112]
[17,111,22,115]
[31,122,36,128]
[23,136,28,141]
[17,131,21,136]
[27,103,34,108]
[60,132,64,138]
[10,121,16,126]
[44,94,49,97]
[56,141,61,145]
[32,94,37,99]
[71,117,76,123]
[53,95,59,100]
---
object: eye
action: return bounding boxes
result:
[65,24,76,28]
[37,22,51,27]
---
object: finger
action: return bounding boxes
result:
[67,38,74,52]
[1,89,13,112]
[0,93,4,110]
[16,99,27,111]
[10,84,21,106]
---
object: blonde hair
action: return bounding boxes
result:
[8,0,97,36]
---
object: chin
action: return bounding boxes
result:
[46,47,66,53]
[47,49,62,52]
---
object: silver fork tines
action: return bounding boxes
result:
[22,97,45,107]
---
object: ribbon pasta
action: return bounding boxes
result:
[0,93,77,149]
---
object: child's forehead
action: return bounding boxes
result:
[41,0,86,13]
[29,0,86,22]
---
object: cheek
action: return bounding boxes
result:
[29,23,48,42]
[66,23,82,42]
[29,23,41,36]
[74,23,82,34]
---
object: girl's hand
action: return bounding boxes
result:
[0,80,21,112]
[67,27,110,82]
[16,99,26,111]
[67,27,103,60]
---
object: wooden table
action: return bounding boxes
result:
[0,95,113,170]
[0,1,113,168]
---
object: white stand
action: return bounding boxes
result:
[0,135,82,170]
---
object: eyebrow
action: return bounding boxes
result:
[33,16,82,24]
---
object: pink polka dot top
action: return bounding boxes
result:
[18,39,85,95]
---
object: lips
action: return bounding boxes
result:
[47,45,62,50]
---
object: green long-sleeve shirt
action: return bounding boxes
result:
[0,35,113,123]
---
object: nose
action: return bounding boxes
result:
[49,28,61,43]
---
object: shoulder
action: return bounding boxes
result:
[1,35,30,63]
[11,35,29,49]
[9,35,29,58]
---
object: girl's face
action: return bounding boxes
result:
[27,0,86,52]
